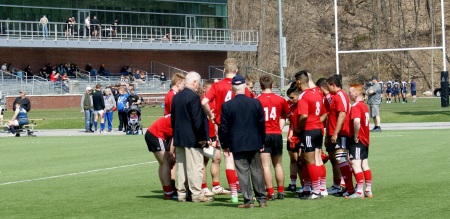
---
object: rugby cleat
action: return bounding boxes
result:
[327,185,343,195]
[298,191,311,199]
[306,193,322,200]
[230,196,239,203]
[212,186,231,195]
[364,191,373,198]
[320,190,328,197]
[267,194,275,201]
[286,184,297,192]
[276,193,284,200]
[345,192,364,199]
[201,188,215,197]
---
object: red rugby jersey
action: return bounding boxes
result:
[323,93,334,114]
[327,89,351,136]
[164,89,177,115]
[256,93,290,134]
[350,101,370,146]
[297,88,324,131]
[204,77,250,124]
[206,96,217,138]
[148,114,173,140]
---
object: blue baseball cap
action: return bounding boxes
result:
[231,75,245,85]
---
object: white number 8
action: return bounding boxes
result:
[315,101,320,116]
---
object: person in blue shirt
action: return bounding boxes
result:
[401,81,408,103]
[385,81,392,103]
[117,87,130,132]
[6,102,28,136]
[410,79,417,103]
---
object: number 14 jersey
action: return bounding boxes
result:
[256,93,290,134]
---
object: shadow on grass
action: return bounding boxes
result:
[392,110,450,116]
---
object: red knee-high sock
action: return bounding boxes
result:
[307,164,320,194]
[226,169,238,197]
[338,162,354,193]
[363,170,372,192]
[355,172,364,194]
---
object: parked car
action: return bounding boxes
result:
[434,84,450,97]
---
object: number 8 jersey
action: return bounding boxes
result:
[297,88,325,131]
[350,101,370,146]
[256,93,290,134]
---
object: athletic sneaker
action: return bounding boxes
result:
[340,191,353,197]
[286,184,297,192]
[320,190,328,197]
[364,191,373,198]
[306,193,322,200]
[164,192,178,200]
[230,196,239,203]
[267,194,275,201]
[327,185,343,195]
[212,186,231,195]
[201,188,215,197]
[276,193,284,200]
[345,192,364,199]
[296,187,304,194]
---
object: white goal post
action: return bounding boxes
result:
[333,0,447,75]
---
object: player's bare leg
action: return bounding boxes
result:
[154,151,175,199]
[201,157,215,197]
[346,158,364,199]
[303,151,321,199]
[271,154,285,199]
[210,147,230,195]
[261,152,274,200]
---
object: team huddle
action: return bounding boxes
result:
[145,58,373,207]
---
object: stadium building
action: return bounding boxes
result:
[0,0,257,84]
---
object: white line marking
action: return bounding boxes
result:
[0,161,157,186]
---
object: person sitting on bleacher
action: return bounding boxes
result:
[6,102,28,137]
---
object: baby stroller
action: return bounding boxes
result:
[126,106,143,135]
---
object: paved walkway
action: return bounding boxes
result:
[1,122,449,138]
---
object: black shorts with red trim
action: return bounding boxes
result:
[145,131,169,152]
[299,129,323,153]
[262,134,283,156]
[348,140,369,160]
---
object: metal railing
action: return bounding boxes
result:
[209,66,224,79]
[0,20,258,45]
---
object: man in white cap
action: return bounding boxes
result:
[81,86,94,132]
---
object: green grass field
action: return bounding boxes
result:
[2,97,449,129]
[1,129,449,218]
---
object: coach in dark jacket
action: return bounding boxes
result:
[219,74,267,208]
[171,72,212,203]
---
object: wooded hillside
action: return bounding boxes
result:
[228,0,450,93]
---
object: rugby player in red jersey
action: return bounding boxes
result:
[316,78,345,195]
[256,76,290,200]
[163,73,185,115]
[246,75,257,98]
[200,80,230,197]
[201,58,247,203]
[285,82,303,193]
[326,75,355,196]
[295,70,326,199]
[144,114,176,199]
[346,84,373,199]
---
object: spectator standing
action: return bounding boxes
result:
[410,78,417,103]
[117,87,130,132]
[112,17,119,37]
[1,62,8,72]
[219,75,267,208]
[39,15,49,38]
[366,76,382,132]
[80,87,94,132]
[160,72,167,90]
[171,72,212,202]
[103,88,116,132]
[92,84,105,133]
[91,15,101,38]
[13,90,31,112]
[84,15,90,37]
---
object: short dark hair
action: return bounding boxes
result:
[286,81,298,96]
[259,76,273,90]
[315,78,328,89]
[326,75,342,88]
[203,79,214,86]
[294,70,309,83]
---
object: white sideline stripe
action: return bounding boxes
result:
[0,161,157,186]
